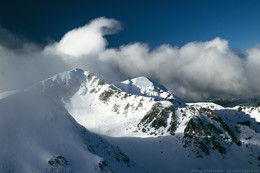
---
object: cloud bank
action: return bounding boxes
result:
[0,17,260,101]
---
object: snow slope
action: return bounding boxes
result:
[56,70,180,137]
[1,68,260,172]
[0,71,143,173]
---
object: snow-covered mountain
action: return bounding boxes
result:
[0,69,259,172]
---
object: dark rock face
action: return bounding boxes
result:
[138,103,177,136]
[99,85,122,103]
[48,155,70,173]
[182,107,242,157]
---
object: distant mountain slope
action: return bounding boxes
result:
[1,68,259,172]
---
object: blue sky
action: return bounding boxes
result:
[0,0,260,53]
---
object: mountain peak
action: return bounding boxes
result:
[124,76,168,92]
[114,76,173,100]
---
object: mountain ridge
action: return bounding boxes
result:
[0,68,259,172]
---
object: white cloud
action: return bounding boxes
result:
[1,17,260,101]
[245,47,260,95]
[99,38,250,100]
[45,17,121,57]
